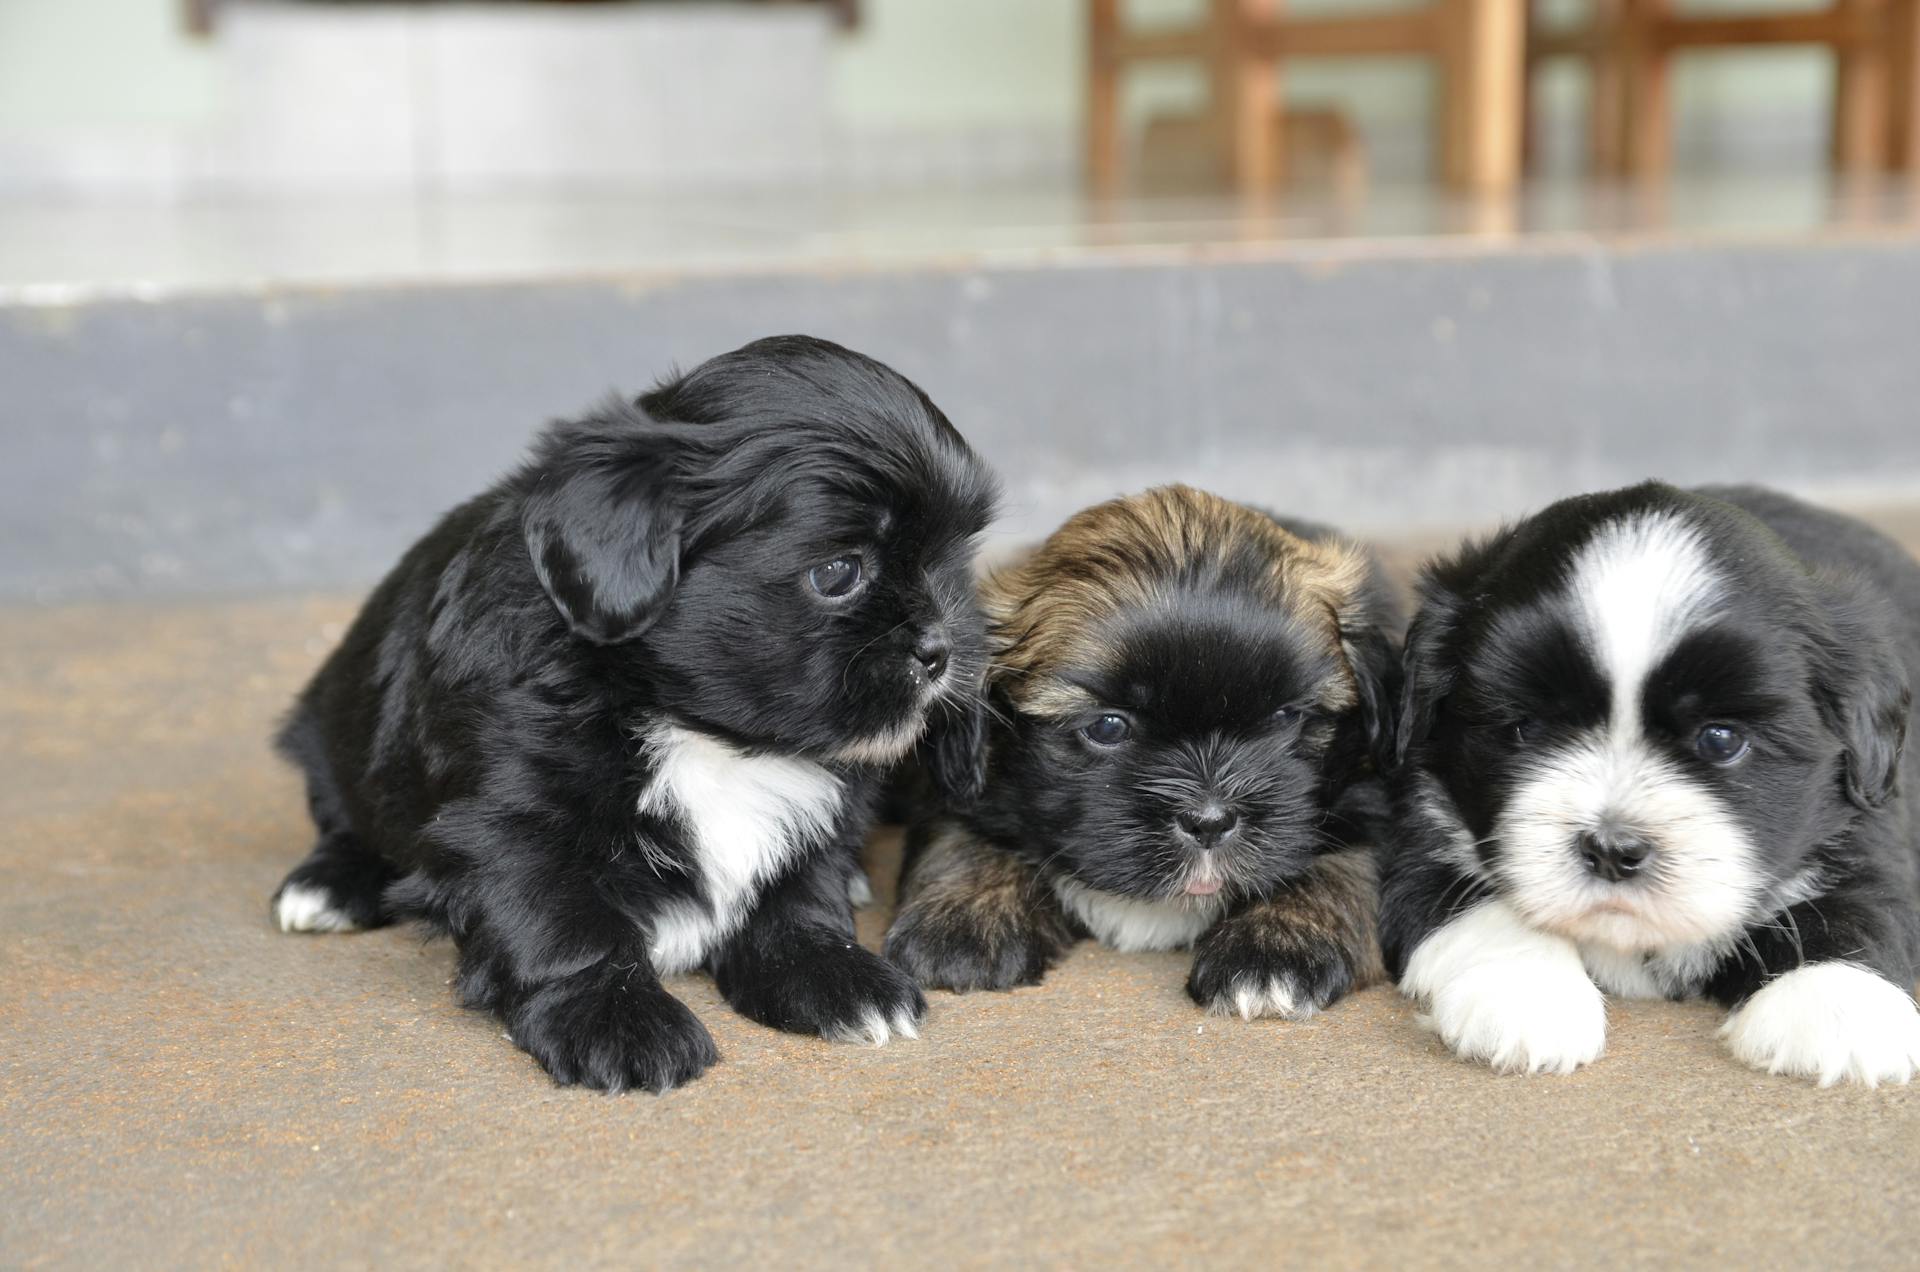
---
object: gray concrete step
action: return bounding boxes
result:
[5,232,1918,601]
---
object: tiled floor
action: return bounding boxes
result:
[6,172,1919,298]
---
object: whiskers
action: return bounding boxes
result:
[630,827,680,879]
[1431,867,1493,925]
[1751,905,1808,968]
[839,619,910,694]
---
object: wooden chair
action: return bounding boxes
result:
[1139,106,1369,198]
[1086,0,1530,195]
[1529,0,1920,178]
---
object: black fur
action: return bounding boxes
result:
[1381,481,1920,1008]
[886,495,1399,1014]
[270,335,998,1092]
[968,607,1391,903]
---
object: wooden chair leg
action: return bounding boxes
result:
[1832,0,1890,179]
[1439,0,1527,191]
[1519,54,1536,175]
[1888,0,1920,170]
[1519,9,1543,178]
[1619,0,1671,179]
[1589,54,1628,177]
[1086,0,1124,197]
[1587,0,1628,177]
[1211,0,1281,196]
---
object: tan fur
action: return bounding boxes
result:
[898,822,1049,935]
[1221,848,1386,991]
[885,820,1077,991]
[981,485,1373,716]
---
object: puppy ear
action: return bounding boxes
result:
[1812,575,1911,810]
[521,413,683,645]
[919,685,991,809]
[1393,581,1465,771]
[1341,620,1402,773]
[1392,531,1512,769]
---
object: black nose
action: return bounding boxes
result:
[1577,829,1654,882]
[912,632,950,681]
[1177,804,1239,846]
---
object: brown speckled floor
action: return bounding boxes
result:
[6,518,1920,1268]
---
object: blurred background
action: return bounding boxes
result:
[2,0,1918,600]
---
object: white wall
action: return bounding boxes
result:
[0,0,218,128]
[0,1,834,193]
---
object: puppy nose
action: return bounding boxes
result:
[1577,829,1654,882]
[911,631,950,681]
[1177,804,1239,846]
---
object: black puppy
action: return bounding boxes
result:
[1383,482,1920,1084]
[885,486,1398,1019]
[269,336,998,1092]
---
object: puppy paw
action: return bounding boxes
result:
[271,844,396,932]
[511,961,718,1093]
[1721,961,1920,1087]
[883,895,1069,993]
[1423,962,1608,1075]
[1187,917,1359,1021]
[724,932,928,1045]
[272,882,360,933]
[1402,899,1606,1075]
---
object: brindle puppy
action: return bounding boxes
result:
[885,485,1397,1018]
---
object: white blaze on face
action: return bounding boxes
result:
[1495,512,1759,952]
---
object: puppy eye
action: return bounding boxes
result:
[1080,713,1132,747]
[1510,718,1542,745]
[1696,724,1749,766]
[1274,704,1315,726]
[807,556,864,599]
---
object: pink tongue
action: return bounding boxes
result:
[1185,878,1222,897]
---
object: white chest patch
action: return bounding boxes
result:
[635,723,845,975]
[1052,876,1226,953]
[1579,942,1679,998]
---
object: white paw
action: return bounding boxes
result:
[1402,899,1607,1075]
[273,883,358,934]
[1206,977,1309,1022]
[822,1007,921,1047]
[847,870,874,908]
[1721,961,1920,1087]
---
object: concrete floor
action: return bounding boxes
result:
[6,523,1920,1268]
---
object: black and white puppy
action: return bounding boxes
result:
[885,486,1398,1018]
[1383,481,1920,1084]
[269,335,998,1092]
